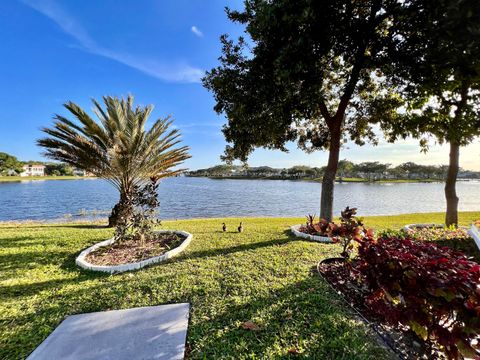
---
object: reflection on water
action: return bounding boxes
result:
[0,177,479,221]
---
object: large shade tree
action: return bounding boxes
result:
[203,0,406,221]
[38,95,190,227]
[380,0,480,226]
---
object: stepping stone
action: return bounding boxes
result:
[27,303,190,360]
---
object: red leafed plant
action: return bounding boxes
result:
[300,207,372,259]
[301,214,330,236]
[329,207,372,259]
[355,236,480,359]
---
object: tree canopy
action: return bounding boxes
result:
[0,152,22,175]
[380,0,480,225]
[203,0,406,220]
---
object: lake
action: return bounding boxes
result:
[0,177,479,222]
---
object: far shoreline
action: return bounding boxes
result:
[2,175,478,184]
[0,175,97,183]
[187,175,466,184]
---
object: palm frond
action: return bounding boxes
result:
[38,95,191,197]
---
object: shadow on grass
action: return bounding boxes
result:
[0,275,92,300]
[0,236,42,249]
[174,236,296,263]
[3,274,388,360]
[185,275,388,359]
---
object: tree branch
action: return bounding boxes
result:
[336,0,383,119]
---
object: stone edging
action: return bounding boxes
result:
[468,225,480,251]
[290,224,333,243]
[75,230,193,274]
[402,223,442,231]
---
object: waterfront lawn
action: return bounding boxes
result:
[1,212,479,359]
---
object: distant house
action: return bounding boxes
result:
[20,164,45,177]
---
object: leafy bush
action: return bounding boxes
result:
[114,177,161,243]
[378,226,479,262]
[301,214,330,236]
[300,207,370,259]
[329,207,372,259]
[355,236,480,359]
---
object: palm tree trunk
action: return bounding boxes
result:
[108,190,133,228]
[320,127,341,221]
[445,141,460,227]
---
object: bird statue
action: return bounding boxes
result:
[222,223,227,232]
[238,222,243,233]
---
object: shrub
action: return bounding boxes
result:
[301,214,330,236]
[114,177,161,243]
[378,227,479,262]
[355,236,480,359]
[300,207,371,259]
[329,207,371,259]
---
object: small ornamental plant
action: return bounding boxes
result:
[114,177,161,244]
[300,214,330,236]
[300,207,372,260]
[355,236,480,359]
[329,207,373,259]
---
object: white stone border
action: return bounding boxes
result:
[75,230,193,274]
[402,223,442,231]
[468,225,480,251]
[290,224,333,243]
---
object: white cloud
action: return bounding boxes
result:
[191,26,203,37]
[22,0,204,83]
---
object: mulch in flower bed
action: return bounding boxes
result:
[86,232,186,266]
[318,259,446,360]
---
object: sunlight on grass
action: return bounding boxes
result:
[1,212,478,359]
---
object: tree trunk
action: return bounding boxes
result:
[320,127,341,221]
[107,191,133,228]
[445,141,460,227]
[107,201,122,228]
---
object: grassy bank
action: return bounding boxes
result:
[1,212,479,359]
[0,176,95,183]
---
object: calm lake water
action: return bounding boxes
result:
[0,177,479,221]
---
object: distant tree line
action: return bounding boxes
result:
[0,151,75,176]
[187,160,480,181]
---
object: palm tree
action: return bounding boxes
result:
[37,95,190,227]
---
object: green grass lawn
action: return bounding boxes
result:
[0,176,94,182]
[1,212,479,359]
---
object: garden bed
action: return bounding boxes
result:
[76,230,192,273]
[397,223,480,262]
[318,259,444,359]
[290,224,333,243]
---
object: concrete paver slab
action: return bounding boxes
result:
[27,303,190,360]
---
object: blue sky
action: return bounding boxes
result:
[0,0,479,170]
